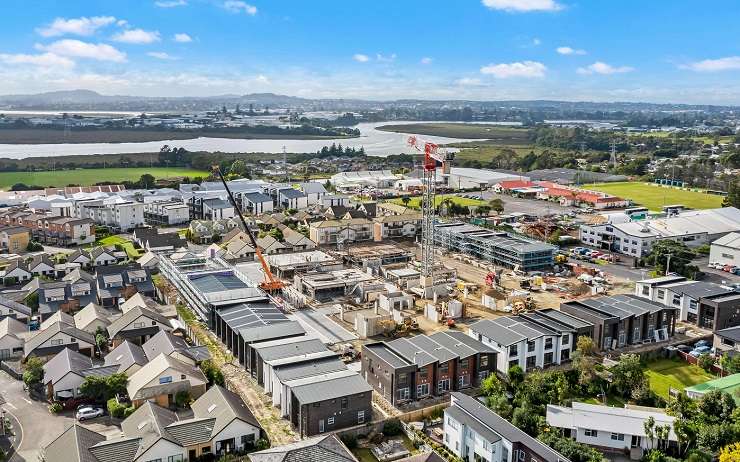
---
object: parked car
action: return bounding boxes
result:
[675,344,692,353]
[694,340,711,348]
[723,265,735,272]
[76,406,104,421]
[689,346,712,357]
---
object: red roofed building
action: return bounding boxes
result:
[493,179,535,193]
[536,182,628,209]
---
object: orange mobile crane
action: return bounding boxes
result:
[212,166,284,292]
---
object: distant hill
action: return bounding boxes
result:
[0,89,737,113]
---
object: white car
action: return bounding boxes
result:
[76,406,104,421]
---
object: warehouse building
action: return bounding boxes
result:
[710,232,740,267]
[435,222,557,272]
[445,167,526,190]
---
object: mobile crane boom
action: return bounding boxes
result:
[211,166,284,292]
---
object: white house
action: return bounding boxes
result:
[710,232,740,267]
[634,276,733,323]
[277,188,309,210]
[242,192,274,215]
[444,392,570,462]
[298,182,328,205]
[0,317,27,359]
[546,401,676,453]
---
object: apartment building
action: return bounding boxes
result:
[0,226,30,253]
[309,218,373,246]
[634,276,735,324]
[361,331,496,406]
[560,294,677,350]
[373,213,422,241]
[143,200,190,226]
[444,392,571,462]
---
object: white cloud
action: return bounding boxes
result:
[577,61,634,75]
[37,39,127,62]
[480,61,546,78]
[155,0,187,7]
[681,56,740,72]
[353,54,370,62]
[0,52,75,69]
[455,77,483,86]
[37,16,116,37]
[112,29,161,44]
[420,57,433,65]
[255,74,270,84]
[147,51,178,60]
[556,46,586,55]
[376,53,397,62]
[532,38,541,46]
[223,1,258,15]
[173,33,193,43]
[481,0,562,12]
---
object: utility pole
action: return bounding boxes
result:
[665,253,672,276]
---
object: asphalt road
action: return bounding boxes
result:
[0,371,118,461]
[477,191,578,216]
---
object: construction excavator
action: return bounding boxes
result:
[212,165,284,292]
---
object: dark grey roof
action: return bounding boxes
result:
[716,326,740,343]
[578,294,675,318]
[274,357,346,382]
[120,401,179,459]
[164,417,216,447]
[190,384,261,434]
[406,335,456,363]
[244,192,273,203]
[450,393,570,462]
[445,405,502,444]
[364,343,414,369]
[249,434,357,462]
[254,337,327,362]
[218,302,288,332]
[279,188,307,199]
[291,373,372,404]
[104,340,149,372]
[203,198,233,209]
[519,312,576,334]
[142,330,211,362]
[25,322,95,357]
[536,309,593,330]
[0,294,32,317]
[78,364,120,378]
[673,282,733,300]
[107,305,171,338]
[43,348,92,386]
[469,319,527,346]
[189,272,248,293]
[239,320,306,343]
[429,332,480,358]
[43,424,106,462]
[387,337,437,367]
[88,436,141,462]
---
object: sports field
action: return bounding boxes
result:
[586,182,724,211]
[0,167,209,190]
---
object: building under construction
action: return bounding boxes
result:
[434,222,557,272]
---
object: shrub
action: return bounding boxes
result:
[256,438,270,450]
[107,398,126,418]
[382,419,403,437]
[48,402,63,414]
[697,354,714,372]
[123,406,136,418]
[175,390,191,408]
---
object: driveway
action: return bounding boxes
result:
[0,371,118,462]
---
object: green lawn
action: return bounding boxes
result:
[583,394,627,407]
[388,194,486,209]
[646,358,715,400]
[0,167,209,190]
[90,235,142,259]
[585,182,724,211]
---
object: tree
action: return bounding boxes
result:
[720,353,740,374]
[697,354,714,372]
[611,354,646,397]
[644,416,657,450]
[401,196,411,207]
[22,357,44,387]
[697,390,736,425]
[722,180,740,208]
[200,360,225,387]
[174,390,191,408]
[481,373,505,397]
[644,240,700,279]
[138,174,155,189]
[507,365,524,390]
[572,336,598,385]
[476,205,492,216]
[79,373,128,403]
[539,431,603,462]
[489,198,505,214]
[230,159,248,177]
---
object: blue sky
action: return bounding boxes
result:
[1,0,740,103]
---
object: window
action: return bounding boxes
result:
[398,373,407,385]
[561,335,569,346]
[341,397,348,409]
[419,367,427,376]
[398,387,410,401]
[447,417,458,429]
[327,417,334,425]
[439,362,449,373]
[133,322,145,329]
[657,289,666,300]
[672,294,681,306]
[460,358,469,368]
[527,341,535,353]
[642,285,650,296]
[584,429,598,437]
[168,457,183,462]
[509,345,518,357]
[517,450,526,461]
[611,433,625,441]
[438,379,450,393]
[526,356,536,368]
[51,339,63,346]
[509,359,519,370]
[479,355,488,367]
[544,352,554,365]
[357,410,365,424]
[417,383,429,397]
[545,338,553,350]
[458,374,470,387]
[159,376,173,384]
[633,327,641,342]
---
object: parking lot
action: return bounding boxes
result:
[475,191,579,216]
